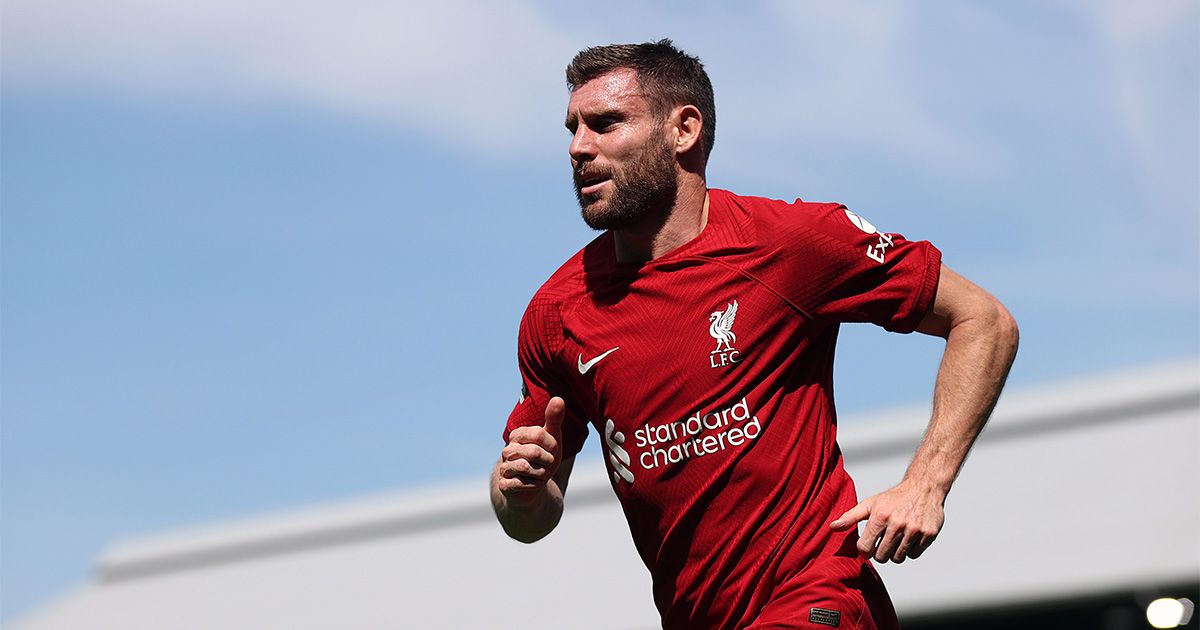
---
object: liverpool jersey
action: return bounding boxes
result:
[504,189,941,629]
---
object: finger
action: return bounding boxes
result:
[892,531,921,564]
[499,471,542,487]
[857,516,887,557]
[508,426,557,452]
[497,475,541,495]
[830,499,872,531]
[500,459,549,481]
[908,534,936,559]
[501,442,554,467]
[874,523,904,563]
[543,396,566,441]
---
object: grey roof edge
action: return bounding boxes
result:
[93,359,1200,583]
[837,358,1199,460]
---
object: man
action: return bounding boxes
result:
[490,40,1018,630]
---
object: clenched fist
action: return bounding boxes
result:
[495,396,566,507]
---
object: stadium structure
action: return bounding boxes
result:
[10,361,1199,629]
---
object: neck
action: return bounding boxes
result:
[613,175,709,263]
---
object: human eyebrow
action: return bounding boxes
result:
[564,108,626,133]
[589,109,624,124]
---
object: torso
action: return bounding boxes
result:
[514,188,934,628]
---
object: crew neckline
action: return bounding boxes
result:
[606,188,724,277]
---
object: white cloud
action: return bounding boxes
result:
[1,0,1004,172]
[2,0,578,155]
[2,0,1195,215]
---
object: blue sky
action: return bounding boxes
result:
[2,0,1197,623]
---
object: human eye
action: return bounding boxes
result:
[592,115,620,132]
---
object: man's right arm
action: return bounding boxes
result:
[490,396,575,543]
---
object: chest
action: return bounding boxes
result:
[561,261,816,440]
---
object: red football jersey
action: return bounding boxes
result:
[504,189,941,629]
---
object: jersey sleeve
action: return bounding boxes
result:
[780,203,942,333]
[502,295,589,456]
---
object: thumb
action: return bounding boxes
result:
[830,498,872,531]
[543,396,566,441]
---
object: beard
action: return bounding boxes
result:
[573,134,678,231]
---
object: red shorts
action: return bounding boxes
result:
[745,537,900,630]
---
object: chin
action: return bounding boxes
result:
[578,199,610,227]
[580,207,616,231]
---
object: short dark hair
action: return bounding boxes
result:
[566,39,716,158]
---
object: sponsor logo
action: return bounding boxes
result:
[809,608,842,627]
[578,347,619,374]
[708,300,741,368]
[844,209,878,234]
[605,419,634,484]
[866,232,895,264]
[603,397,764,486]
[633,397,762,472]
[844,208,894,263]
[849,208,897,262]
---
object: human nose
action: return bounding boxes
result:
[569,125,597,163]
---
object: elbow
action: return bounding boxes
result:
[998,302,1019,350]
[500,516,558,544]
[506,527,550,544]
[990,299,1020,361]
[951,294,1019,359]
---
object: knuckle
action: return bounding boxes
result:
[501,465,521,480]
[520,445,545,462]
[511,426,545,443]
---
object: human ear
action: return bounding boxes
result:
[672,104,703,154]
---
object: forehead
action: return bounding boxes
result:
[566,68,653,118]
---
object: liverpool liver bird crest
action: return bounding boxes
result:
[708,300,738,353]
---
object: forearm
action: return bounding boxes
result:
[490,458,565,543]
[831,266,1019,563]
[906,302,1019,495]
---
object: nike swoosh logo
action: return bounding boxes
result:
[578,347,620,374]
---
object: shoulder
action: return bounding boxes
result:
[710,188,851,249]
[517,233,609,351]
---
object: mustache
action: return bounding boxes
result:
[573,165,614,187]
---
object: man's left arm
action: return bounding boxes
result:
[830,264,1019,563]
